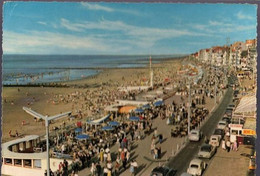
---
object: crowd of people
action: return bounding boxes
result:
[45,58,229,176]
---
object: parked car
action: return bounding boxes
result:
[217,120,227,130]
[189,130,202,142]
[187,158,206,176]
[213,128,225,140]
[209,135,221,147]
[150,166,177,176]
[228,104,236,110]
[198,144,217,159]
[225,108,233,117]
[222,116,231,124]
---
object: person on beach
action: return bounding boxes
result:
[9,130,12,137]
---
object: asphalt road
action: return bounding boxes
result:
[166,79,234,176]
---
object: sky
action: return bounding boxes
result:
[3,2,257,55]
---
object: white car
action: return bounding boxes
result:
[209,135,220,147]
[217,120,227,130]
[198,144,217,159]
[187,158,206,176]
[188,130,202,142]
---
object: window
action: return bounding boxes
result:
[33,159,41,169]
[232,130,238,135]
[4,158,12,165]
[14,159,22,166]
[24,159,32,168]
[190,164,199,168]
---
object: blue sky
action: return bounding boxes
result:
[3,2,257,55]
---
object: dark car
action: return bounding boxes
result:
[150,166,177,176]
[213,128,225,139]
[225,108,233,117]
[222,116,231,124]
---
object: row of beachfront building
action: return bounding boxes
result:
[191,39,257,73]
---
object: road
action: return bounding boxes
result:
[166,79,234,176]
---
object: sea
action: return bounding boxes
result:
[2,54,185,85]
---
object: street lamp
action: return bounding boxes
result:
[188,79,191,135]
[23,107,71,176]
[215,76,217,105]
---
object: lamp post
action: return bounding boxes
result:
[215,76,217,105]
[23,107,71,176]
[45,117,50,176]
[188,79,191,135]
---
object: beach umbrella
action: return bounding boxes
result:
[101,126,114,131]
[119,106,136,113]
[74,128,82,133]
[108,121,120,127]
[154,100,164,107]
[142,104,151,110]
[129,116,140,121]
[135,108,144,113]
[75,134,90,140]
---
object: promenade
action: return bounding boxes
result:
[78,86,219,176]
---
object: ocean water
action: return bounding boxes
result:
[3,55,183,85]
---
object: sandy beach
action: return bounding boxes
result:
[2,57,183,143]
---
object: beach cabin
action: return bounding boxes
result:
[2,135,72,176]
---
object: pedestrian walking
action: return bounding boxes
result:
[221,140,226,150]
[99,149,104,162]
[90,162,96,176]
[233,140,238,151]
[114,161,120,176]
[158,134,163,144]
[226,140,231,152]
[130,160,138,176]
[96,162,102,176]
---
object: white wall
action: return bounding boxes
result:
[2,165,44,176]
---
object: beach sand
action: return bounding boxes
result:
[2,58,183,142]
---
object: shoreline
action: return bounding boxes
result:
[3,56,186,87]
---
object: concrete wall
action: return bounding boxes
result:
[2,158,73,176]
[2,165,44,176]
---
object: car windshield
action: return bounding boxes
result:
[211,137,217,141]
[219,122,225,125]
[201,146,211,152]
[191,132,198,135]
[190,164,199,168]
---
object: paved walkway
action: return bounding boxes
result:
[78,92,218,176]
[204,145,254,176]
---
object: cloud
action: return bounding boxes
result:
[80,2,141,16]
[191,19,256,35]
[3,30,121,54]
[81,2,114,12]
[37,21,47,25]
[60,18,210,39]
[60,18,84,32]
[219,25,256,33]
[236,11,254,20]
